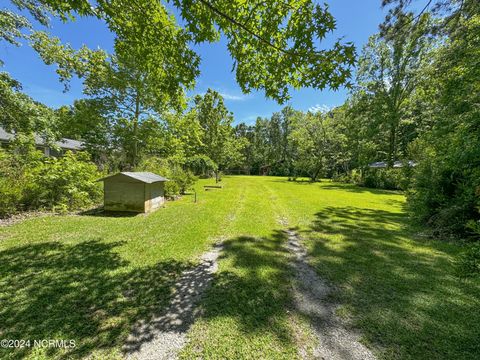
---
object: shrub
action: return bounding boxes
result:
[407,154,480,238]
[455,242,480,278]
[26,151,102,210]
[138,157,198,197]
[359,165,413,191]
[164,181,180,199]
[0,149,35,217]
[168,166,197,194]
[0,178,23,217]
[363,168,400,190]
[0,149,101,215]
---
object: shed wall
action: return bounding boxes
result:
[104,180,145,212]
[144,182,165,212]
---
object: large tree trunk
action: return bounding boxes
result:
[387,114,399,167]
[311,165,322,182]
[132,92,140,169]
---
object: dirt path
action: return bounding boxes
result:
[123,243,223,360]
[285,227,376,360]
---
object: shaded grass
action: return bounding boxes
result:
[180,178,307,359]
[0,178,242,359]
[264,178,480,360]
[0,240,189,359]
[1,176,479,359]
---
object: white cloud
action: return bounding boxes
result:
[308,104,333,114]
[219,92,249,101]
[192,90,250,101]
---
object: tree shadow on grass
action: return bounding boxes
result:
[302,206,480,359]
[318,183,403,196]
[0,239,193,359]
[183,230,298,357]
[78,207,142,218]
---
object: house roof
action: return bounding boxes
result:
[0,127,84,150]
[368,161,388,168]
[368,160,417,168]
[55,138,84,150]
[99,172,168,183]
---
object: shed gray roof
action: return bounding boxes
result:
[0,127,84,150]
[99,172,168,183]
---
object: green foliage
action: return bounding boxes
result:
[289,110,349,181]
[354,13,433,166]
[0,72,58,140]
[193,89,243,171]
[5,0,355,106]
[138,157,198,197]
[25,151,102,210]
[0,163,24,217]
[362,167,412,191]
[169,0,355,102]
[0,149,101,216]
[184,155,218,177]
[456,242,480,278]
[0,178,23,217]
[407,14,480,238]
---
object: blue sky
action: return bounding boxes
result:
[2,0,388,124]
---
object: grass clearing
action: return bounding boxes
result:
[269,179,480,360]
[0,176,479,359]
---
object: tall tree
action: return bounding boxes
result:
[193,89,243,175]
[6,0,355,104]
[289,111,344,181]
[355,13,433,165]
[0,72,57,142]
[407,11,480,236]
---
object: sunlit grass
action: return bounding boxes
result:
[1,176,478,359]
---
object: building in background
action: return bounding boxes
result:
[0,127,83,156]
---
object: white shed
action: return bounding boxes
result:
[98,172,168,213]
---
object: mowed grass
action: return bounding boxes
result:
[1,176,479,359]
[0,178,242,359]
[180,177,310,359]
[267,179,480,360]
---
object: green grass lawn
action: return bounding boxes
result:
[0,176,478,359]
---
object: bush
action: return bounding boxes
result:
[0,149,101,216]
[164,181,180,199]
[407,154,480,238]
[455,242,480,278]
[138,157,198,198]
[168,166,198,194]
[0,149,37,217]
[0,178,23,217]
[26,151,102,210]
[362,168,401,190]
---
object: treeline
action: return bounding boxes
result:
[1,0,479,243]
[0,88,242,216]
[232,2,480,240]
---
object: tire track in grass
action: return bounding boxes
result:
[280,219,376,360]
[123,180,248,360]
[180,177,301,359]
[123,244,223,360]
[267,178,375,360]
